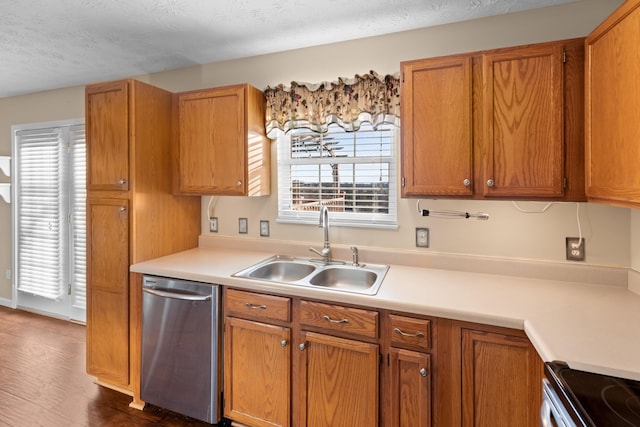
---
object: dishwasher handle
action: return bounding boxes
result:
[143,287,212,301]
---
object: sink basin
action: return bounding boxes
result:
[309,267,377,291]
[232,255,389,295]
[248,261,316,282]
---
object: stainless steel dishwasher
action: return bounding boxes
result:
[141,275,220,424]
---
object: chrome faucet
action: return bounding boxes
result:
[309,206,332,262]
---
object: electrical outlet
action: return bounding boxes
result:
[566,237,585,261]
[238,218,248,234]
[209,217,218,233]
[5,269,10,280]
[416,228,429,248]
[260,220,270,237]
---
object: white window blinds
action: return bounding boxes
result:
[70,125,87,309]
[14,123,86,302]
[277,123,397,228]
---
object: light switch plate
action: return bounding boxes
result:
[239,218,248,234]
[260,220,270,237]
[416,228,429,248]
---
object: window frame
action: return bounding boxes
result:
[11,118,86,322]
[276,123,398,229]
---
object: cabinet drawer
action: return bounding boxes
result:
[224,288,291,322]
[299,300,378,339]
[389,314,431,351]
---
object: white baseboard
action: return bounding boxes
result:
[0,296,14,308]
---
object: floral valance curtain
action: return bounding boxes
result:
[264,70,400,138]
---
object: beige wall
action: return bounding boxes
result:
[0,0,628,301]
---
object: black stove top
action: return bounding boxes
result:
[545,361,640,427]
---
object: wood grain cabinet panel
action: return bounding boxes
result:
[401,55,473,197]
[299,331,379,427]
[225,288,291,322]
[389,348,431,427]
[224,316,291,427]
[86,80,130,191]
[299,300,378,339]
[461,328,542,427]
[174,84,270,196]
[482,43,564,198]
[86,198,129,384]
[586,0,640,207]
[85,79,200,404]
[401,38,585,201]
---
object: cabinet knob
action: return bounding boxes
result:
[119,178,127,185]
[299,343,306,351]
[281,340,287,348]
[486,179,495,187]
[420,368,428,377]
[119,206,127,213]
[236,180,242,187]
[463,178,471,187]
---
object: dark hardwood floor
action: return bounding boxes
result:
[0,306,218,427]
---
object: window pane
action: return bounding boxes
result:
[16,128,65,299]
[278,122,397,228]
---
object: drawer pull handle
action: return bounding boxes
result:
[245,303,267,310]
[394,327,425,338]
[323,315,349,324]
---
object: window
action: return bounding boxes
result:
[277,122,397,228]
[12,119,86,322]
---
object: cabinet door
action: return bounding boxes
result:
[86,198,130,384]
[461,329,542,427]
[482,43,564,197]
[586,1,640,206]
[299,331,379,427]
[86,81,130,191]
[224,317,291,427]
[401,55,473,197]
[389,348,431,427]
[177,86,246,195]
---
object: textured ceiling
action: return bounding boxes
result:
[1,0,578,98]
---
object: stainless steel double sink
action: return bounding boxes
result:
[232,255,389,295]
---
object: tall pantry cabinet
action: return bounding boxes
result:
[85,79,200,401]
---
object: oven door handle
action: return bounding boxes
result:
[143,287,212,301]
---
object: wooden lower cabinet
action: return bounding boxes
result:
[389,348,431,427]
[460,327,543,427]
[86,198,130,385]
[223,292,291,427]
[221,289,543,427]
[299,331,379,427]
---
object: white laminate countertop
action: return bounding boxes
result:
[131,245,640,381]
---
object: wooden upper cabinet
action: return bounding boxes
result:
[586,0,640,207]
[401,55,473,197]
[175,83,270,196]
[481,43,564,198]
[401,38,586,201]
[86,80,130,191]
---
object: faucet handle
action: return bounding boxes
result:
[351,246,360,267]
